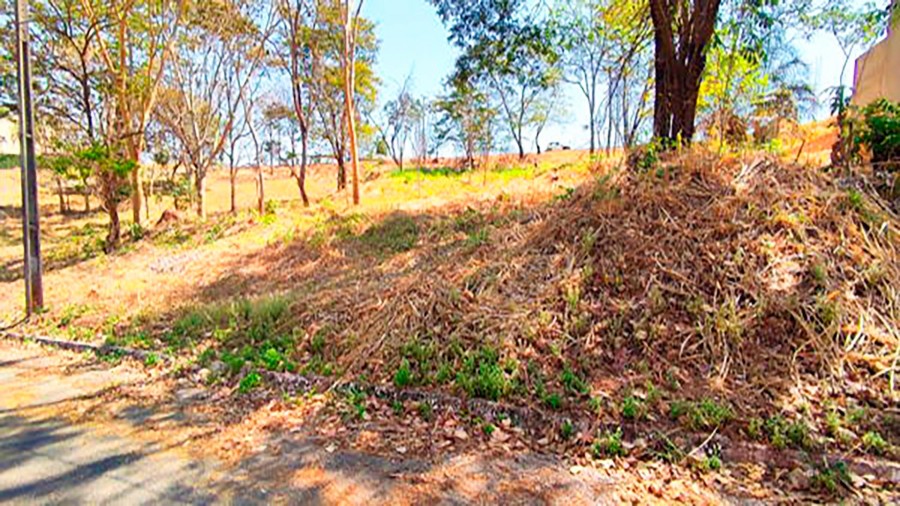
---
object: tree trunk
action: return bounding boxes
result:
[336,157,347,191]
[130,164,144,225]
[649,0,721,146]
[230,167,237,214]
[105,202,120,252]
[342,4,361,205]
[196,171,206,219]
[344,80,361,204]
[298,134,310,207]
[256,166,265,215]
[56,178,67,214]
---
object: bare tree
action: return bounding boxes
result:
[156,1,274,218]
[372,73,421,170]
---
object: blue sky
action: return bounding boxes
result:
[363,0,882,152]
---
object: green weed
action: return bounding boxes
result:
[455,346,511,401]
[591,427,626,458]
[862,431,887,455]
[394,359,413,388]
[238,371,262,393]
[560,367,589,396]
[812,461,851,495]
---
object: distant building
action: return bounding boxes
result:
[853,4,899,105]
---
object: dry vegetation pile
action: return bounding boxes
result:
[3,143,899,500]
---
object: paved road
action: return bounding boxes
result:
[0,341,613,505]
[0,348,275,504]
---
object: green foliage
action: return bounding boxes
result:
[812,461,851,496]
[143,353,160,367]
[0,154,17,170]
[346,387,367,420]
[853,99,900,168]
[464,228,490,248]
[560,366,589,396]
[592,427,626,458]
[670,399,733,430]
[621,395,642,420]
[764,415,811,450]
[238,371,262,393]
[416,401,433,420]
[394,359,413,388]
[455,346,511,401]
[862,431,887,455]
[544,392,562,410]
[560,419,575,440]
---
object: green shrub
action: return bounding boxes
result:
[854,99,900,168]
[621,395,642,420]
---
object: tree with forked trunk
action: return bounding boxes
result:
[649,0,722,145]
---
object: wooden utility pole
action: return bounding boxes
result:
[15,0,44,315]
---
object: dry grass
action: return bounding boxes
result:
[2,134,899,481]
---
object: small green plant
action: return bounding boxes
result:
[554,187,576,201]
[809,262,828,287]
[592,173,621,201]
[238,371,262,393]
[310,330,327,356]
[129,222,145,241]
[688,399,733,430]
[544,392,562,410]
[621,395,642,420]
[560,420,575,440]
[560,367,589,396]
[391,400,405,416]
[455,346,511,401]
[703,454,722,472]
[591,427,626,458]
[482,422,496,436]
[763,415,810,450]
[862,431,887,455]
[394,359,413,388]
[812,461,851,495]
[144,353,160,367]
[787,421,811,449]
[416,401,433,421]
[346,387,367,420]
[747,418,764,439]
[825,410,842,438]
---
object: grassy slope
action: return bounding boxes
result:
[1,127,897,501]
